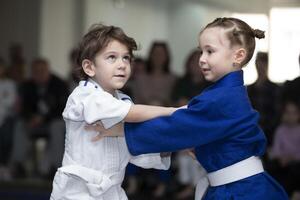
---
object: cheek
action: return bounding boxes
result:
[127,65,131,75]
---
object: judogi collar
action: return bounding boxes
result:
[204,70,244,92]
[79,78,102,90]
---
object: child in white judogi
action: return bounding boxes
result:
[50,24,177,200]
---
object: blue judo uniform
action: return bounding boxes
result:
[125,70,288,199]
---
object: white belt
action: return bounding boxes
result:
[195,156,264,200]
[58,164,124,197]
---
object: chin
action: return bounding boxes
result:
[205,77,217,83]
[204,76,213,81]
[114,84,126,90]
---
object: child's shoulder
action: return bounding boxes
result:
[195,85,244,102]
[67,83,101,102]
[200,85,253,117]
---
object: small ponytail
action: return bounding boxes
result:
[252,29,265,39]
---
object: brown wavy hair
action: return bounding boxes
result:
[75,23,138,80]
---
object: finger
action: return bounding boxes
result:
[96,124,106,132]
[95,121,102,126]
[85,124,103,132]
[84,124,95,131]
[91,131,114,141]
[188,151,197,160]
[91,134,104,142]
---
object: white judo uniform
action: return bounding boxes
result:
[50,79,170,200]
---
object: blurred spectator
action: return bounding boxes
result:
[171,49,209,200]
[9,43,25,66]
[7,43,26,83]
[131,42,177,199]
[122,56,176,199]
[171,49,210,106]
[67,48,80,92]
[137,41,176,105]
[123,57,147,103]
[11,58,69,179]
[281,53,300,107]
[247,52,281,145]
[269,101,300,197]
[0,57,17,181]
[147,42,176,199]
[122,57,148,198]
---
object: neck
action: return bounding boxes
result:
[90,78,115,96]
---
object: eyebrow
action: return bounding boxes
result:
[202,44,216,49]
[103,51,130,55]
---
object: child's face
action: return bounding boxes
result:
[198,27,240,82]
[92,40,131,94]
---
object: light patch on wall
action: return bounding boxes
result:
[269,8,300,83]
[231,13,269,85]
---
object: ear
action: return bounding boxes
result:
[82,59,95,77]
[234,48,246,66]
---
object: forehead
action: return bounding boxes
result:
[102,39,129,53]
[198,27,230,48]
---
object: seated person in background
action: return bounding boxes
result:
[0,57,17,180]
[11,58,69,178]
[281,53,300,108]
[269,101,300,198]
[247,52,281,145]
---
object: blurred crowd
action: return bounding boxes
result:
[0,42,300,200]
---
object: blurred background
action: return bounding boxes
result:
[0,0,300,199]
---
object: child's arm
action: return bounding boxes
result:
[124,104,178,122]
[85,105,185,140]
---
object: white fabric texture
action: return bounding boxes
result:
[50,79,170,200]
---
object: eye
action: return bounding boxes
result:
[107,55,116,62]
[207,49,213,54]
[199,50,203,56]
[123,55,131,63]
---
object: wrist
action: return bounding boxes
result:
[168,107,177,114]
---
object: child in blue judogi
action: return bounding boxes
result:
[91,17,289,199]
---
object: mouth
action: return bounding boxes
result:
[201,68,210,73]
[114,74,126,78]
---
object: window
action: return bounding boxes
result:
[269,8,300,83]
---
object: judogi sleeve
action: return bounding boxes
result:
[125,98,258,156]
[82,91,132,128]
[129,153,171,170]
[64,90,131,129]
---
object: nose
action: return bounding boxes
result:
[117,59,127,70]
[199,54,206,67]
